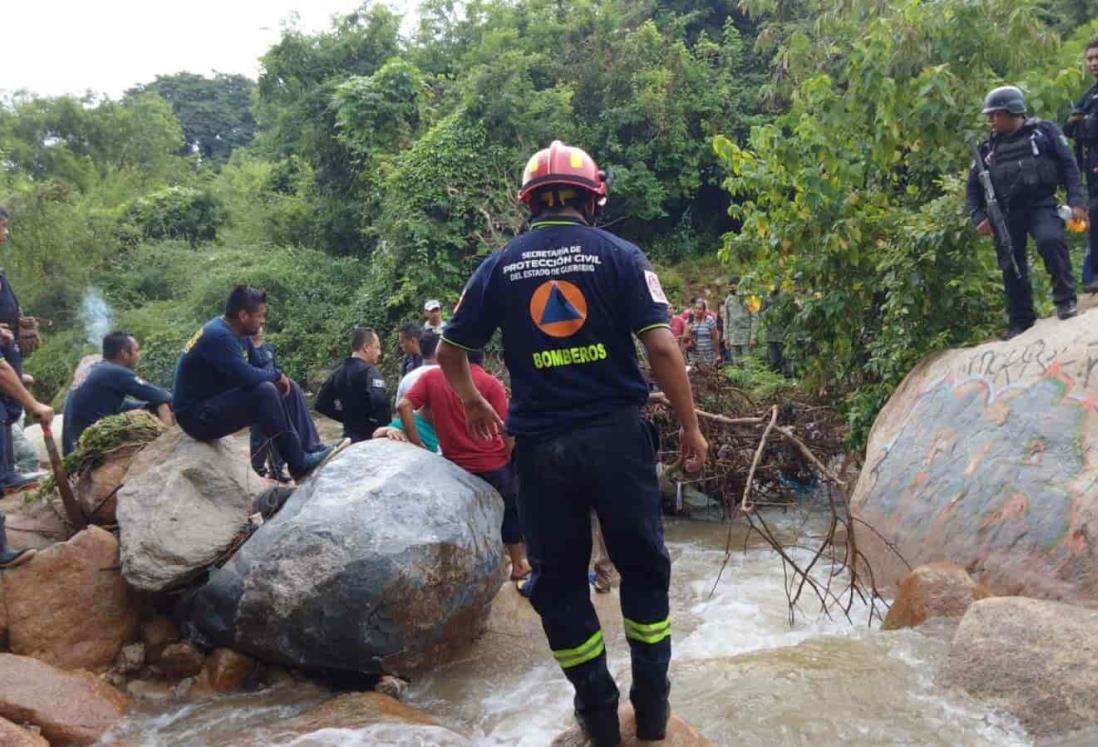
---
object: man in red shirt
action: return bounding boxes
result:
[397,349,531,580]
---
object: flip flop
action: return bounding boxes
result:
[515,576,534,598]
[510,568,532,582]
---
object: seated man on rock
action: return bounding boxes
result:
[62,330,174,455]
[173,285,340,482]
[248,328,324,480]
[397,348,530,580]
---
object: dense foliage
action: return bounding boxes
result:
[1,0,1096,447]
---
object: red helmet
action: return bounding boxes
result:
[518,140,608,208]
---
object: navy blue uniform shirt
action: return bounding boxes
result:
[966,118,1085,225]
[443,218,670,438]
[172,317,279,418]
[1066,82,1098,183]
[62,361,172,454]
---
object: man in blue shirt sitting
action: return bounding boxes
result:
[62,331,174,455]
[173,285,340,482]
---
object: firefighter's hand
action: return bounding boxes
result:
[680,426,709,473]
[275,374,291,397]
[462,394,503,441]
[28,402,54,426]
[976,219,992,237]
[0,325,13,345]
[1073,206,1088,223]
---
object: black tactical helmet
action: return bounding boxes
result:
[981,86,1026,115]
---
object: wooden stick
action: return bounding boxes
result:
[39,423,86,532]
[740,405,778,513]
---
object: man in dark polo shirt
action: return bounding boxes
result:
[62,331,173,455]
[315,327,390,443]
[173,285,340,482]
[436,141,707,745]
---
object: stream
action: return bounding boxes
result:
[102,511,1030,746]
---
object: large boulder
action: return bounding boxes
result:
[882,562,993,631]
[850,312,1098,604]
[72,410,168,525]
[941,597,1098,739]
[0,653,127,745]
[2,526,140,672]
[187,439,506,675]
[116,427,265,591]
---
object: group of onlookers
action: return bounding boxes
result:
[671,277,790,375]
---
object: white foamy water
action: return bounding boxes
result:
[102,513,1032,746]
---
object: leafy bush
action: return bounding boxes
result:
[124,186,224,246]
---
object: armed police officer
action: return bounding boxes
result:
[967,85,1086,338]
[436,141,707,746]
[1066,37,1098,292]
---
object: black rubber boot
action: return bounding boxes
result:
[576,707,621,747]
[632,697,670,741]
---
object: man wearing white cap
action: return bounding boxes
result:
[423,299,445,334]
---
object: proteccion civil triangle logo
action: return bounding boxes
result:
[529,279,588,338]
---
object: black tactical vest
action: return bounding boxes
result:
[987,121,1059,203]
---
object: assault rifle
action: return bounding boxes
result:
[969,138,1021,279]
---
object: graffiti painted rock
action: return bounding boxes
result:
[941,597,1098,739]
[186,439,506,675]
[882,562,993,630]
[851,311,1098,605]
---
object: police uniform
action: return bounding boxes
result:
[0,271,25,484]
[1065,81,1098,280]
[443,216,673,740]
[966,117,1085,330]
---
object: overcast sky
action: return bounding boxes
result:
[5,0,418,99]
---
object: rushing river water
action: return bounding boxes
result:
[103,512,1030,746]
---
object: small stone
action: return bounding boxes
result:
[102,671,128,690]
[156,642,204,680]
[375,674,408,700]
[258,665,293,688]
[115,642,146,674]
[140,616,179,663]
[197,648,255,693]
[125,679,174,703]
[173,677,195,699]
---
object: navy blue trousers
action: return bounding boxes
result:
[179,382,309,476]
[0,343,24,483]
[249,380,321,474]
[514,407,671,734]
[1002,199,1076,329]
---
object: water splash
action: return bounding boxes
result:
[79,287,112,346]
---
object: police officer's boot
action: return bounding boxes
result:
[1057,300,1079,320]
[0,514,34,569]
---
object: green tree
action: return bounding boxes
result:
[713,0,1093,444]
[129,72,257,165]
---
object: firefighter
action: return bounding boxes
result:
[436,141,707,745]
